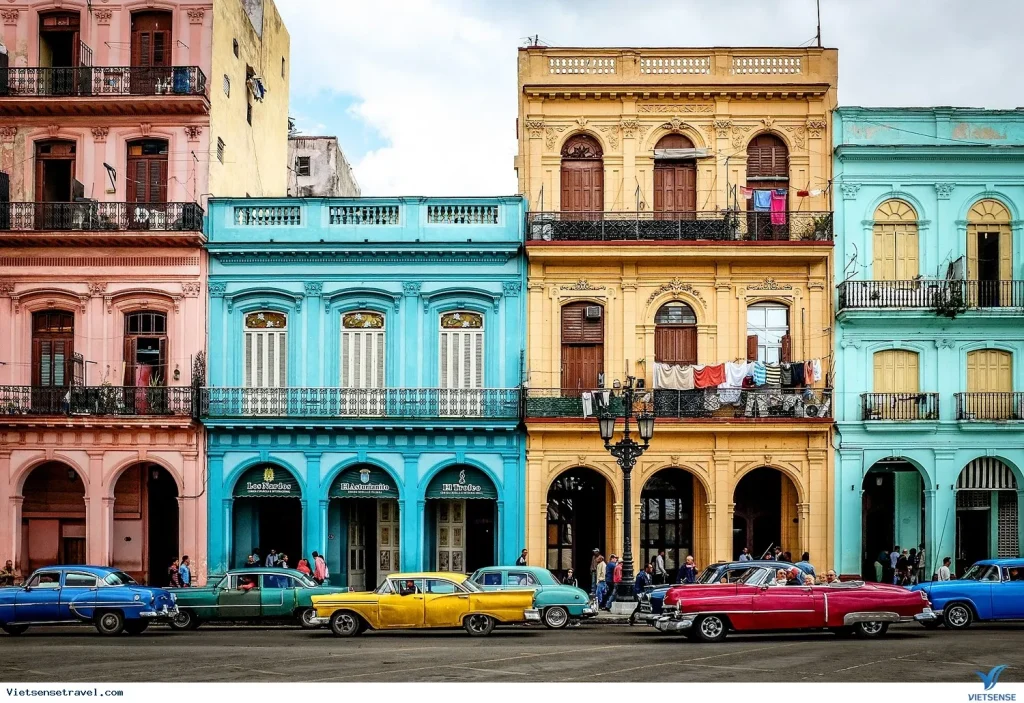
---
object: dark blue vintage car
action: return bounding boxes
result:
[636,561,792,623]
[0,565,177,636]
[910,558,1024,630]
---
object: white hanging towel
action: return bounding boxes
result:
[810,358,823,383]
[718,361,750,405]
[654,363,695,390]
[581,392,593,418]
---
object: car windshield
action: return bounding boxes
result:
[375,579,394,595]
[739,568,772,585]
[696,566,720,584]
[528,569,559,586]
[459,577,481,593]
[102,571,137,586]
[960,564,1001,582]
[294,574,317,587]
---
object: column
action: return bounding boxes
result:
[621,272,638,377]
[318,499,329,569]
[1017,490,1024,558]
[399,454,420,572]
[8,496,23,577]
[86,452,109,565]
[303,282,323,386]
[496,500,505,565]
[797,502,811,561]
[611,501,623,562]
[836,450,865,577]
[930,451,957,573]
[701,501,716,569]
[401,283,421,387]
[712,450,732,562]
[221,498,233,573]
[304,453,322,557]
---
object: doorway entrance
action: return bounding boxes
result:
[653,134,697,220]
[231,465,303,569]
[20,462,86,573]
[732,467,799,560]
[328,465,401,590]
[112,463,179,584]
[38,11,84,95]
[956,458,1019,574]
[425,466,497,573]
[861,460,925,582]
[546,467,610,592]
[35,140,76,205]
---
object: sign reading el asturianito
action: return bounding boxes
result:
[329,466,399,499]
[234,465,302,498]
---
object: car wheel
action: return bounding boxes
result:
[329,611,362,637]
[298,608,320,629]
[693,614,728,643]
[464,614,495,636]
[170,610,196,631]
[1,624,29,636]
[854,621,889,638]
[124,621,149,636]
[543,606,569,629]
[943,603,973,630]
[920,619,942,630]
[95,610,125,636]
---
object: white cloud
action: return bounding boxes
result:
[278,0,1024,196]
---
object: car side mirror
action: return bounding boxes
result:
[22,585,31,592]
[760,584,769,591]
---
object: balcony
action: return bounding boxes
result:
[0,386,194,419]
[525,388,831,420]
[955,393,1024,421]
[861,393,939,421]
[526,211,833,244]
[0,66,208,117]
[0,202,205,246]
[200,387,522,421]
[838,280,1024,311]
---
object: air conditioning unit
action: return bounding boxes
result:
[585,306,602,320]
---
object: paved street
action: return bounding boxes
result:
[2,622,1023,683]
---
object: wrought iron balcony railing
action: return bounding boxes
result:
[0,66,207,97]
[0,385,193,417]
[526,211,833,243]
[525,388,831,419]
[955,392,1024,421]
[861,393,939,421]
[0,202,204,232]
[201,387,522,420]
[838,280,1024,310]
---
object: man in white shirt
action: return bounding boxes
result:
[653,550,668,585]
[938,556,953,581]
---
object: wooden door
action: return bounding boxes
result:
[377,499,399,577]
[966,349,1012,419]
[560,160,603,214]
[561,302,604,392]
[653,164,697,215]
[32,311,74,415]
[872,350,919,393]
[436,500,465,573]
[126,140,168,204]
[654,326,697,366]
[130,11,172,94]
[347,503,366,591]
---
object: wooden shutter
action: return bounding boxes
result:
[561,303,603,344]
[123,337,137,385]
[32,338,43,387]
[561,344,603,392]
[127,159,143,202]
[341,328,385,388]
[873,350,919,393]
[440,329,484,390]
[654,326,696,366]
[873,225,895,280]
[747,334,759,362]
[245,328,287,389]
[152,159,168,203]
[967,350,1012,393]
[560,160,603,214]
[780,334,792,364]
[896,226,919,279]
[967,230,979,281]
[157,337,167,384]
[653,164,697,214]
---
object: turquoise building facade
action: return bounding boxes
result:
[201,197,526,587]
[833,108,1024,579]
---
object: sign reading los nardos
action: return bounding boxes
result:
[234,466,302,498]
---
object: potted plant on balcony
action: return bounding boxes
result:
[931,283,967,319]
[804,214,833,241]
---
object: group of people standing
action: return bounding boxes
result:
[244,549,331,584]
[874,544,931,585]
[167,556,193,588]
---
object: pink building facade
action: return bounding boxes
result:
[0,1,212,585]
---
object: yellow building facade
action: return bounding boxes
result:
[517,47,838,586]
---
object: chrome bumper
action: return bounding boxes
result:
[140,605,177,619]
[654,615,695,632]
[309,616,330,626]
[524,608,541,623]
[914,608,939,622]
[581,606,597,618]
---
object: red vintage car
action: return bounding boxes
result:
[654,564,936,641]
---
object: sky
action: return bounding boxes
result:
[278,0,1024,197]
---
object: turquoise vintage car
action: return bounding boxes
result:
[168,568,340,630]
[469,566,597,628]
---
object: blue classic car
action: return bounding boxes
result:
[637,561,791,623]
[910,558,1024,630]
[0,565,177,636]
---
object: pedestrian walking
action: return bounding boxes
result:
[593,555,607,607]
[738,547,752,562]
[296,556,311,576]
[589,549,602,595]
[653,549,668,585]
[0,560,15,587]
[795,552,816,578]
[562,568,578,588]
[516,549,528,566]
[602,555,619,610]
[265,549,279,568]
[628,563,653,625]
[168,559,183,588]
[179,556,192,587]
[312,551,328,585]
[938,556,952,581]
[678,555,698,584]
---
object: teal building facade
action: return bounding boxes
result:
[201,197,526,587]
[833,108,1024,579]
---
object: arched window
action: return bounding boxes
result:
[341,311,385,389]
[439,311,484,389]
[967,199,1012,307]
[653,134,696,216]
[746,302,789,363]
[243,311,287,388]
[654,302,697,366]
[873,350,919,394]
[124,311,167,386]
[873,200,919,280]
[745,133,789,239]
[560,134,603,215]
[966,350,1013,420]
[746,133,789,180]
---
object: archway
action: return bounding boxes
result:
[546,467,612,592]
[653,134,696,219]
[20,462,86,573]
[231,464,303,569]
[424,466,498,573]
[862,459,927,582]
[640,468,708,583]
[956,458,1018,573]
[327,464,400,591]
[560,134,603,215]
[732,467,799,561]
[111,463,179,585]
[745,133,789,240]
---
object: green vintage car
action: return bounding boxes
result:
[469,565,597,629]
[168,569,340,630]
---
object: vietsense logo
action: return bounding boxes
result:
[968,665,1015,702]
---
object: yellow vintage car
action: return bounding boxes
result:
[311,571,540,637]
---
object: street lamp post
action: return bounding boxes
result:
[597,376,655,604]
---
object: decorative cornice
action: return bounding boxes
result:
[840,338,862,349]
[303,281,323,296]
[0,126,17,143]
[90,126,109,142]
[646,278,707,306]
[210,251,518,265]
[936,338,955,349]
[502,281,522,297]
[620,119,641,138]
[934,182,955,199]
[1,9,19,25]
[139,123,152,137]
[86,282,107,296]
[184,126,203,142]
[805,119,827,138]
[0,282,15,296]
[559,279,606,291]
[47,124,60,138]
[713,119,732,138]
[207,282,227,297]
[402,282,422,297]
[638,103,714,114]
[524,120,544,139]
[187,7,205,23]
[749,277,793,291]
[94,9,112,24]
[840,182,862,200]
[181,282,202,298]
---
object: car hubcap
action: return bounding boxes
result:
[101,614,118,631]
[174,613,190,628]
[302,609,315,625]
[949,607,968,626]
[337,614,356,633]
[862,622,883,634]
[547,609,567,627]
[701,617,723,638]
[469,615,488,632]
